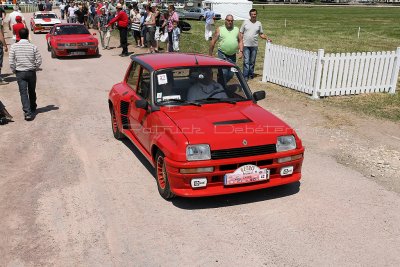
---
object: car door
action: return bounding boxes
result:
[128,66,153,152]
[188,8,195,19]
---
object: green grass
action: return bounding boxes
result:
[173,6,400,121]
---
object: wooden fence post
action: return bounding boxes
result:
[312,49,324,99]
[389,47,400,94]
[262,41,271,83]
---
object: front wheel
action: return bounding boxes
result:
[47,42,51,52]
[51,48,57,58]
[155,151,175,200]
[110,107,125,140]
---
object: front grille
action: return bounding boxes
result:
[120,101,129,115]
[211,144,276,160]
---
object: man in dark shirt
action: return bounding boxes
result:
[75,5,85,24]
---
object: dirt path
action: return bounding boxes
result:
[1,13,400,266]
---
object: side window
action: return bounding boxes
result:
[137,68,151,101]
[126,62,140,90]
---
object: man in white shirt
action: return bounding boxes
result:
[7,6,27,32]
[67,3,77,23]
[59,2,67,20]
[239,8,267,81]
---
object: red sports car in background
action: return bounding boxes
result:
[46,24,99,58]
[108,53,305,199]
[30,11,61,33]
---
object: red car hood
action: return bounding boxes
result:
[162,102,294,150]
[54,34,97,42]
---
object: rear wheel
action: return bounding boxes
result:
[155,151,175,200]
[110,107,125,140]
[199,16,204,21]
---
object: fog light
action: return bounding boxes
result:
[280,166,294,176]
[277,154,303,163]
[277,156,291,163]
[191,178,207,188]
[180,167,214,174]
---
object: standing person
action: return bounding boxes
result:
[9,28,42,121]
[144,5,156,53]
[75,5,85,24]
[172,20,180,52]
[12,16,26,43]
[204,7,215,41]
[164,4,178,52]
[107,3,129,56]
[151,3,161,52]
[130,7,142,47]
[209,14,243,80]
[240,8,267,81]
[0,4,6,35]
[68,3,77,23]
[45,0,53,11]
[98,7,110,49]
[0,29,8,85]
[59,2,66,20]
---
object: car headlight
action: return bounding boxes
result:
[57,43,66,47]
[186,144,211,161]
[276,135,296,152]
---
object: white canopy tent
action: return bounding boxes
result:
[202,0,253,20]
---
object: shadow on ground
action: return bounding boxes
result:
[121,137,301,209]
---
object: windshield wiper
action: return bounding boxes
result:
[158,99,202,106]
[197,97,237,104]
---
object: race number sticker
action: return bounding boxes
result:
[162,95,181,101]
[157,74,168,85]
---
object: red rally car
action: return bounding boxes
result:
[108,53,305,199]
[46,24,99,58]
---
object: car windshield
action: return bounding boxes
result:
[55,25,90,35]
[36,13,57,19]
[154,66,251,106]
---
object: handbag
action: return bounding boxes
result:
[160,31,168,43]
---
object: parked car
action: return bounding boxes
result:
[183,7,221,21]
[30,11,61,33]
[46,24,99,58]
[108,53,305,199]
[159,10,191,32]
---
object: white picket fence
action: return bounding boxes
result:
[262,42,400,98]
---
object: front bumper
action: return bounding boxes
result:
[54,46,98,57]
[164,148,304,197]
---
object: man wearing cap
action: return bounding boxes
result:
[107,3,129,56]
[12,16,26,43]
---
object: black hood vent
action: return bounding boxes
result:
[213,119,252,125]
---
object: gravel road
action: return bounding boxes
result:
[1,14,400,266]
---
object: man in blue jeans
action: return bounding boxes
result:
[9,28,42,121]
[239,9,267,81]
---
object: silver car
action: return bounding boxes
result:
[183,8,221,21]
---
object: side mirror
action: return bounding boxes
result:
[253,91,266,101]
[135,99,148,110]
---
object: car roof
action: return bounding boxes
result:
[131,53,235,71]
[34,11,57,15]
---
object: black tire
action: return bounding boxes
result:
[155,151,175,200]
[51,48,56,58]
[199,16,204,21]
[110,107,125,140]
[47,42,51,52]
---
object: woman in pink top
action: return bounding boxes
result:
[164,4,179,52]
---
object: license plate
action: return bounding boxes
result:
[70,51,86,56]
[224,164,270,186]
